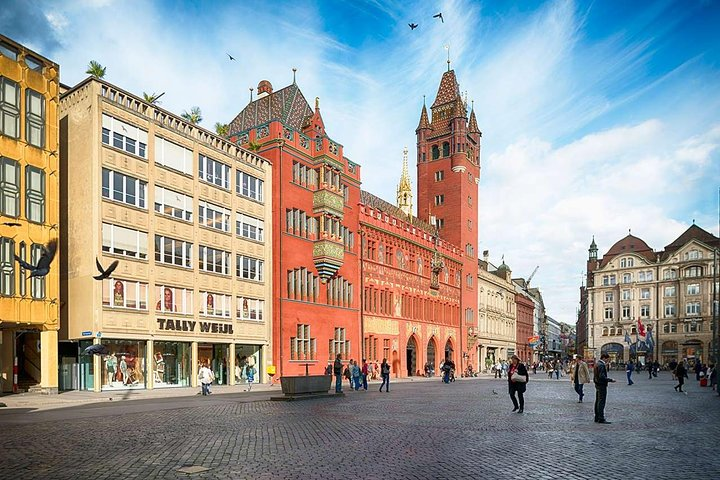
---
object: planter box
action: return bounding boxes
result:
[280,375,331,396]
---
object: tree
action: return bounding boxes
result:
[143,92,165,105]
[247,140,261,152]
[181,106,202,124]
[86,60,106,78]
[214,122,229,136]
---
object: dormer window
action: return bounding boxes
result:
[620,257,634,268]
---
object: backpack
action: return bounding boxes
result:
[343,366,351,379]
[381,363,390,375]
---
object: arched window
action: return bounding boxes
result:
[442,142,450,157]
[431,145,439,160]
[602,327,608,336]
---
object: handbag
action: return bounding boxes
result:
[511,372,527,383]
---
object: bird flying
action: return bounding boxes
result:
[94,258,119,281]
[1,222,21,227]
[227,53,235,61]
[409,23,418,30]
[433,12,444,23]
[15,238,57,278]
[83,344,110,356]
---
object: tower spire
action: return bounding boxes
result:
[397,146,413,217]
[445,44,451,71]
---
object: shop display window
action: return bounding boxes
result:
[100,339,146,390]
[153,341,191,387]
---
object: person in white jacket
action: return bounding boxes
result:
[198,364,215,396]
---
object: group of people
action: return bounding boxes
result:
[330,355,390,393]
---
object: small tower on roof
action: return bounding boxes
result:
[397,146,413,217]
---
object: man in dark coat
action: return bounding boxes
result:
[333,354,343,393]
[593,353,616,424]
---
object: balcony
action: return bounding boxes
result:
[313,237,344,282]
[313,186,344,219]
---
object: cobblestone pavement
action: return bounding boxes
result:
[1,372,718,479]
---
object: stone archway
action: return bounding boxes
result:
[444,338,454,362]
[427,337,437,375]
[406,336,418,377]
[601,342,625,365]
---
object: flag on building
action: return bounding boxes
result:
[646,325,654,351]
[637,318,646,340]
[624,331,632,344]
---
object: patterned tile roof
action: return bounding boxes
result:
[227,83,313,134]
[416,104,431,131]
[360,190,435,234]
[430,70,460,109]
[660,224,719,260]
[468,108,480,133]
[599,234,655,267]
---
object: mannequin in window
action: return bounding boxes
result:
[154,352,165,383]
[119,355,129,384]
[105,353,117,385]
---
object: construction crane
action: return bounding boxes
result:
[526,265,539,287]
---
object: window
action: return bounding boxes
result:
[155,285,193,314]
[622,273,632,283]
[431,145,439,160]
[0,237,14,296]
[30,243,45,299]
[442,142,450,157]
[102,168,147,209]
[641,305,650,317]
[154,185,192,221]
[198,245,230,275]
[622,305,631,318]
[102,278,149,310]
[685,321,701,333]
[465,244,474,257]
[287,267,319,302]
[0,42,18,61]
[0,157,20,216]
[24,165,45,223]
[665,303,676,317]
[102,223,148,259]
[604,307,613,320]
[663,322,677,333]
[286,208,317,240]
[467,219,472,230]
[686,249,701,260]
[291,161,318,189]
[24,55,43,72]
[25,89,45,148]
[383,338,390,359]
[684,266,702,278]
[101,114,148,158]
[436,218,444,229]
[327,276,353,307]
[237,255,264,282]
[638,270,653,282]
[198,154,230,189]
[200,291,232,318]
[155,235,192,268]
[663,269,678,280]
[198,200,230,233]
[329,327,350,360]
[620,258,634,268]
[236,212,264,242]
[467,196,472,207]
[640,288,650,300]
[434,194,444,206]
[686,302,701,316]
[237,296,264,321]
[687,284,700,295]
[290,324,316,360]
[604,292,613,302]
[466,274,473,287]
[0,77,20,138]
[602,275,616,286]
[602,327,608,336]
[154,137,193,174]
[434,170,444,181]
[664,286,676,297]
[237,171,264,202]
[622,290,631,301]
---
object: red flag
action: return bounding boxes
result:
[637,318,646,338]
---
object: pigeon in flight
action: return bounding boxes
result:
[227,53,235,61]
[15,238,57,278]
[409,23,418,30]
[1,222,21,227]
[94,258,119,280]
[83,344,110,356]
[433,12,444,23]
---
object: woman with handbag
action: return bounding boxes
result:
[508,355,529,413]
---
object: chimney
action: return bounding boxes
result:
[483,250,489,263]
[257,80,273,99]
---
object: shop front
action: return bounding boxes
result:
[234,343,262,384]
[153,341,192,388]
[79,338,147,391]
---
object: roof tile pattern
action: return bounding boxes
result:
[430,70,460,109]
[360,190,435,235]
[228,83,313,134]
[599,234,655,267]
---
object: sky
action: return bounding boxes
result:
[3,0,719,325]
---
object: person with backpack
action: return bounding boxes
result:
[379,358,390,392]
[351,360,361,391]
[333,353,343,393]
[361,359,369,391]
[343,360,352,390]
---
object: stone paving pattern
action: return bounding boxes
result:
[1,372,719,479]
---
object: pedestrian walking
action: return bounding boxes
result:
[709,364,717,391]
[494,361,502,379]
[379,358,390,392]
[626,359,635,385]
[361,359,369,391]
[593,353,616,423]
[695,361,703,381]
[344,361,352,389]
[674,361,687,393]
[333,354,343,393]
[198,363,215,396]
[508,355,529,413]
[350,360,361,391]
[569,354,590,402]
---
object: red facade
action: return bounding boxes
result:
[515,292,535,363]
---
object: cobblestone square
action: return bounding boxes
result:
[1,372,718,479]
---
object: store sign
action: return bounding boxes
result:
[156,319,234,334]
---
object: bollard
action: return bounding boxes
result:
[12,357,18,394]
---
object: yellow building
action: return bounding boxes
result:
[59,77,273,392]
[476,254,517,366]
[0,35,60,394]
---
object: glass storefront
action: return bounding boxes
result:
[235,344,262,384]
[198,343,229,385]
[102,339,146,390]
[153,341,191,387]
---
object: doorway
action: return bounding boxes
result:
[406,336,417,377]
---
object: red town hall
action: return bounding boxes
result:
[228,67,480,378]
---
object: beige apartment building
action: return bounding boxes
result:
[59,77,272,391]
[476,254,517,367]
[0,35,60,393]
[585,225,719,366]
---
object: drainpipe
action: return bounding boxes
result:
[278,138,284,380]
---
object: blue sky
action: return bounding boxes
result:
[3,0,719,325]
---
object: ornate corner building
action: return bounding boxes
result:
[0,35,60,393]
[584,225,719,366]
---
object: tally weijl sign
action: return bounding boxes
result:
[156,319,234,334]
